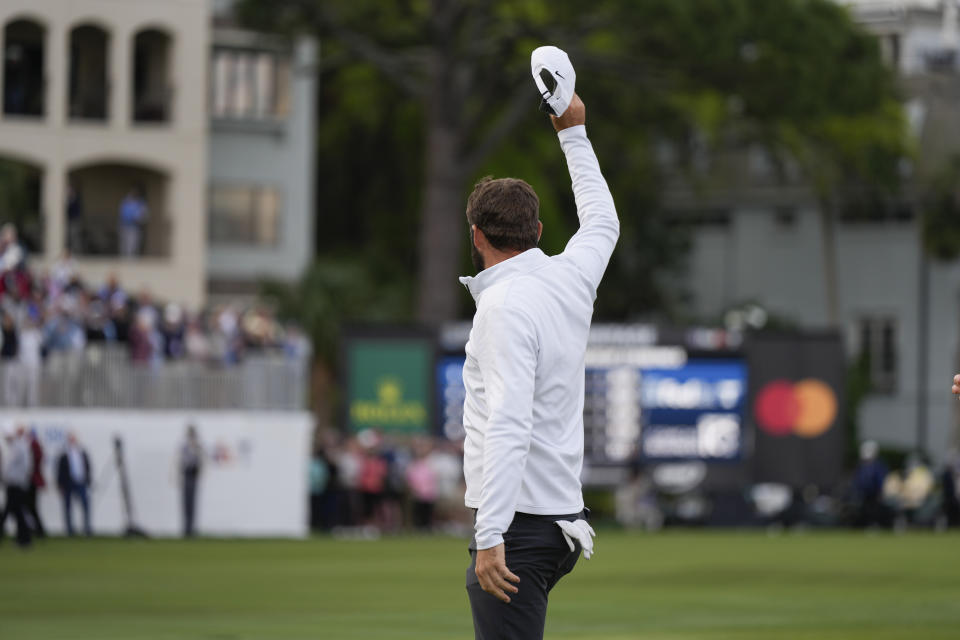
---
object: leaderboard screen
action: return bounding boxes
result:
[437,356,467,440]
[636,359,747,463]
[437,355,747,464]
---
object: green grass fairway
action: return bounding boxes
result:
[2,531,959,639]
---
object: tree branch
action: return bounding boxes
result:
[318,7,427,98]
[461,81,536,176]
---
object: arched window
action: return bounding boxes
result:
[67,162,170,257]
[132,29,172,123]
[3,19,46,117]
[0,155,43,253]
[68,24,110,121]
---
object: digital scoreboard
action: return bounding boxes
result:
[635,360,747,462]
[436,350,747,465]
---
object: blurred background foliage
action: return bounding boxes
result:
[0,158,42,251]
[243,0,918,344]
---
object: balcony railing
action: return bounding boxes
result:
[133,85,173,124]
[1,345,308,410]
[71,214,171,257]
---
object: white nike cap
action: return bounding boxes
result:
[531,45,576,117]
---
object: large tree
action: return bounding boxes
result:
[239,0,589,325]
[239,0,907,327]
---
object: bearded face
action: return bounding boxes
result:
[470,228,485,272]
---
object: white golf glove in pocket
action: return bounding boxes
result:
[555,519,596,559]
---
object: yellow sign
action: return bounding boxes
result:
[347,340,431,433]
[350,377,427,427]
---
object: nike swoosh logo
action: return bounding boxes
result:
[555,71,565,79]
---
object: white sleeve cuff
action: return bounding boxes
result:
[557,124,587,142]
[474,531,505,550]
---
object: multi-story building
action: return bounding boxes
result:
[673,0,960,462]
[0,0,316,308]
[0,0,209,306]
[207,4,316,297]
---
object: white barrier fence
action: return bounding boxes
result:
[0,345,309,410]
[0,410,313,538]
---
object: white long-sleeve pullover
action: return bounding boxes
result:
[458,125,619,550]
[2,436,32,489]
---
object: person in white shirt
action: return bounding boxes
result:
[460,93,618,639]
[17,316,43,407]
[0,223,25,273]
[1,426,34,547]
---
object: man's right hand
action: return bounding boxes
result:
[551,93,585,132]
[475,543,520,603]
[953,374,960,395]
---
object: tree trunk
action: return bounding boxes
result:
[311,360,336,429]
[818,198,840,327]
[415,54,465,326]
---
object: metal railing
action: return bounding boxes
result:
[72,215,171,257]
[0,345,308,410]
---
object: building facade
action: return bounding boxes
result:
[0,0,209,307]
[206,26,317,295]
[674,0,960,462]
[0,0,316,308]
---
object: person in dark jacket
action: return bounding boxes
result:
[26,428,46,537]
[853,440,889,528]
[57,433,92,536]
[179,425,203,537]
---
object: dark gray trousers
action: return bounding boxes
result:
[466,511,583,640]
[183,473,198,537]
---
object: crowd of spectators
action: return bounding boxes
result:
[851,440,959,530]
[309,429,470,536]
[612,440,960,532]
[0,223,309,406]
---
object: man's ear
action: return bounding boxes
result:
[472,225,486,249]
[537,221,543,243]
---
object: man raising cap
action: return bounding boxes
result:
[459,84,618,638]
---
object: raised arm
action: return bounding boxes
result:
[551,95,620,291]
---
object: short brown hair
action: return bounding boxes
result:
[465,177,540,252]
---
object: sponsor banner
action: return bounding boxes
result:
[346,337,433,434]
[639,360,748,462]
[641,414,742,461]
[0,410,312,538]
[746,332,845,487]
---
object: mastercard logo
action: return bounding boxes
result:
[754,379,837,438]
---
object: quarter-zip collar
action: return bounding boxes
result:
[458,248,551,303]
